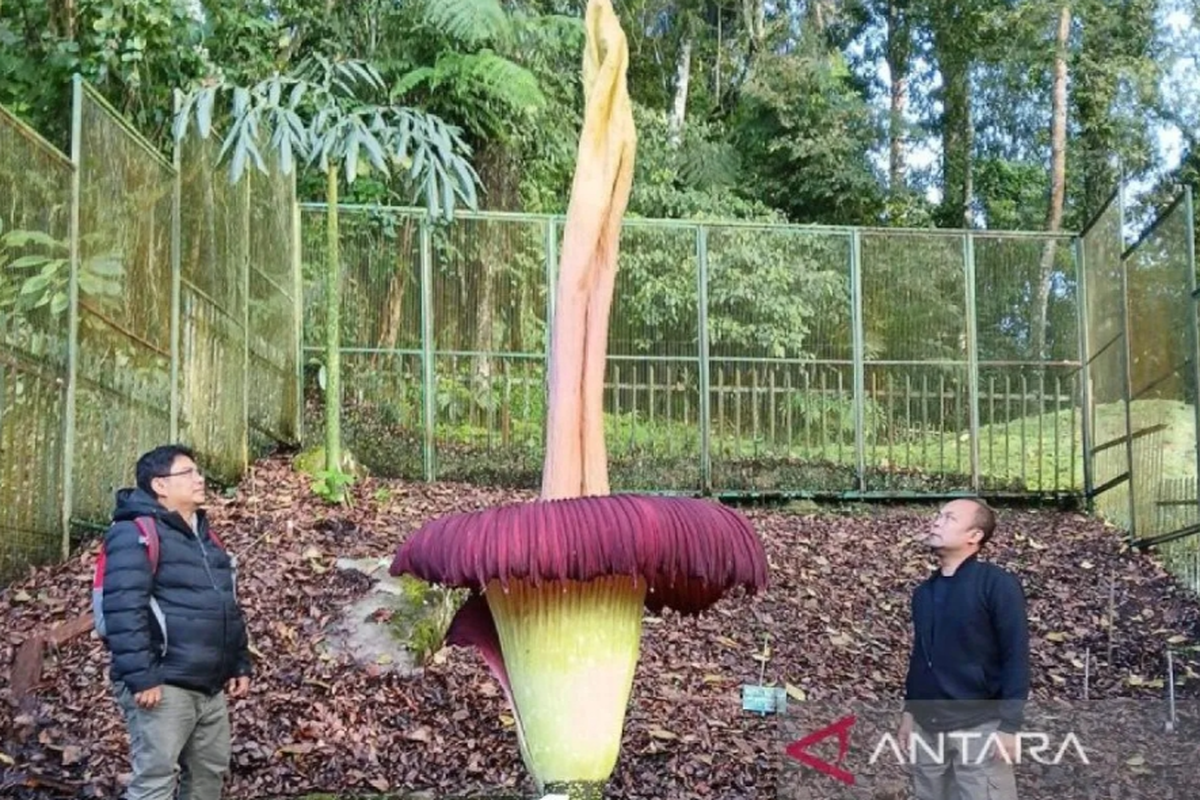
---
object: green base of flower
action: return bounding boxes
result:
[487,575,646,784]
[543,780,606,800]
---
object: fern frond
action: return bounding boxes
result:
[423,0,510,47]
[442,51,546,112]
[392,67,437,100]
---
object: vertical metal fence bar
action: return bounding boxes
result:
[169,89,182,443]
[420,219,436,482]
[60,74,83,558]
[1074,235,1093,502]
[292,198,304,444]
[696,224,712,494]
[850,230,866,492]
[242,173,252,468]
[1186,187,1199,518]
[1118,182,1138,538]
[964,232,981,492]
[545,218,557,373]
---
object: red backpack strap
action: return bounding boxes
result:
[134,517,160,574]
[205,525,226,550]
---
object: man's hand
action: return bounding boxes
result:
[990,731,1019,764]
[134,686,162,709]
[226,676,250,698]
[898,712,914,753]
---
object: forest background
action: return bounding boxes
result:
[2,0,1196,243]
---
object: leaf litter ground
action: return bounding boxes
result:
[3,456,1199,799]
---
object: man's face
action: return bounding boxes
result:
[919,499,982,553]
[152,455,207,511]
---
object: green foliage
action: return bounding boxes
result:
[0,222,124,318]
[311,466,356,505]
[729,47,887,226]
[419,0,511,47]
[174,55,480,220]
[392,50,546,133]
[0,0,214,148]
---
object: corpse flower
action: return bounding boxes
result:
[390,2,768,797]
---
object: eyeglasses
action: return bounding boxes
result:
[161,467,204,480]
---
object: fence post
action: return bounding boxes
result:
[241,171,252,468]
[964,232,981,492]
[169,89,182,443]
[850,229,866,493]
[696,224,712,494]
[420,219,436,482]
[1074,235,1093,504]
[60,74,83,559]
[1185,187,1199,521]
[1118,180,1138,539]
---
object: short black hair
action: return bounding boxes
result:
[136,444,197,497]
[967,498,997,546]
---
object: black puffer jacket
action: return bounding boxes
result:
[100,488,251,695]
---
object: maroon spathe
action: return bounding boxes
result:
[389,494,768,615]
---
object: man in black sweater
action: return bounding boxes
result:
[99,445,253,800]
[899,498,1030,800]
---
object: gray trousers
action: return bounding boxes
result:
[910,720,1019,800]
[114,683,231,800]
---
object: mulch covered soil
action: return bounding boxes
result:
[3,455,1200,799]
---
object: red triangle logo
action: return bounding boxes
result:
[785,714,856,785]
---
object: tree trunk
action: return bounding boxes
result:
[372,220,415,371]
[886,0,911,193]
[1032,4,1071,362]
[667,37,692,147]
[743,0,765,49]
[937,48,973,228]
[324,166,343,501]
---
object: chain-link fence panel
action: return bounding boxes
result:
[431,214,550,487]
[247,164,300,452]
[706,225,853,493]
[177,129,248,483]
[71,85,175,530]
[972,232,1082,493]
[860,230,971,492]
[301,207,425,480]
[1122,190,1199,546]
[600,221,701,492]
[0,106,73,581]
[1082,195,1132,530]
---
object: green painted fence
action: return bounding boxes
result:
[0,78,301,583]
[300,205,1088,500]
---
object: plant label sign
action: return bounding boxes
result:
[741,684,787,715]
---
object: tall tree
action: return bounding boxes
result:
[886,0,913,194]
[1032,3,1072,361]
[1070,0,1158,222]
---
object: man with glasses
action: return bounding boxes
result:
[98,444,252,800]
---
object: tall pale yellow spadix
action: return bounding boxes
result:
[541,0,637,502]
[390,4,768,800]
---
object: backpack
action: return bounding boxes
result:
[92,516,228,646]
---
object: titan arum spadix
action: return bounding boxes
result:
[389,2,768,798]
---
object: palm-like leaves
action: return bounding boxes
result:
[420,0,511,48]
[393,50,546,115]
[173,55,479,219]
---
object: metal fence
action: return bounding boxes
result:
[0,77,301,583]
[301,204,1085,499]
[1081,184,1200,588]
